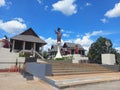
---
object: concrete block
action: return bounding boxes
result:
[101,54,116,65]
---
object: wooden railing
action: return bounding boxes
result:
[19,50,45,60]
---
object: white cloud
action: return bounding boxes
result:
[75,38,93,50]
[37,0,42,4]
[76,34,80,38]
[62,29,74,38]
[63,33,69,37]
[61,29,74,34]
[105,2,120,18]
[74,34,93,51]
[66,30,74,34]
[14,18,24,22]
[74,30,103,51]
[0,0,5,7]
[0,18,27,34]
[90,30,103,36]
[43,37,61,51]
[115,47,120,53]
[85,3,91,6]
[52,0,77,16]
[100,18,108,23]
[44,5,48,10]
[0,0,12,9]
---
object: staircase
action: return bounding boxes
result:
[50,62,114,76]
[0,48,25,69]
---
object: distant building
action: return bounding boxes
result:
[48,42,86,58]
[62,42,85,55]
[10,28,47,54]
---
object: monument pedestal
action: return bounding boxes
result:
[0,41,4,48]
[54,42,62,59]
[101,54,116,65]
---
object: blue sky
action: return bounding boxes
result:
[0,0,120,52]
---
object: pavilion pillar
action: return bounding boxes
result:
[33,42,36,57]
[23,41,26,54]
[80,50,82,55]
[12,40,15,52]
[41,46,43,53]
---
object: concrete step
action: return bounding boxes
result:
[52,71,113,76]
[0,53,19,56]
[51,62,114,76]
[52,69,112,73]
[0,52,19,58]
[45,72,120,89]
[0,57,25,62]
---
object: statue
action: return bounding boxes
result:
[0,35,11,48]
[55,27,62,42]
[105,40,111,53]
[75,45,79,54]
[54,27,62,59]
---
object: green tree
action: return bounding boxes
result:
[88,36,117,64]
[42,51,48,59]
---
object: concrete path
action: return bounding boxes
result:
[0,72,58,90]
[0,72,120,90]
[63,81,120,90]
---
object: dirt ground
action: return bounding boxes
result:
[0,72,58,90]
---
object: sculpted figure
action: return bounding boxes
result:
[55,27,62,42]
[0,35,10,48]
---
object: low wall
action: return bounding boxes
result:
[25,62,52,79]
[100,64,120,72]
[0,57,25,69]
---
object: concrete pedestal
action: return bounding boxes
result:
[54,42,62,59]
[101,54,116,65]
[0,41,4,48]
[72,54,88,63]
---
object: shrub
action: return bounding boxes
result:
[19,52,30,57]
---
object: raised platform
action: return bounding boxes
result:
[50,62,114,76]
[24,61,120,89]
[43,62,120,88]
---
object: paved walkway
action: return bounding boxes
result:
[63,80,120,90]
[0,72,58,90]
[0,72,120,90]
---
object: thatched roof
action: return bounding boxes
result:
[11,28,46,45]
[11,35,46,44]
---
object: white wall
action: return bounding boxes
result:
[101,54,116,65]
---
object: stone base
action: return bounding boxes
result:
[0,41,4,48]
[72,54,88,63]
[54,42,62,59]
[101,54,116,65]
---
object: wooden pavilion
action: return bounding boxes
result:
[10,28,47,54]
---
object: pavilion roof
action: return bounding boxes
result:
[10,28,47,45]
[11,35,46,44]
